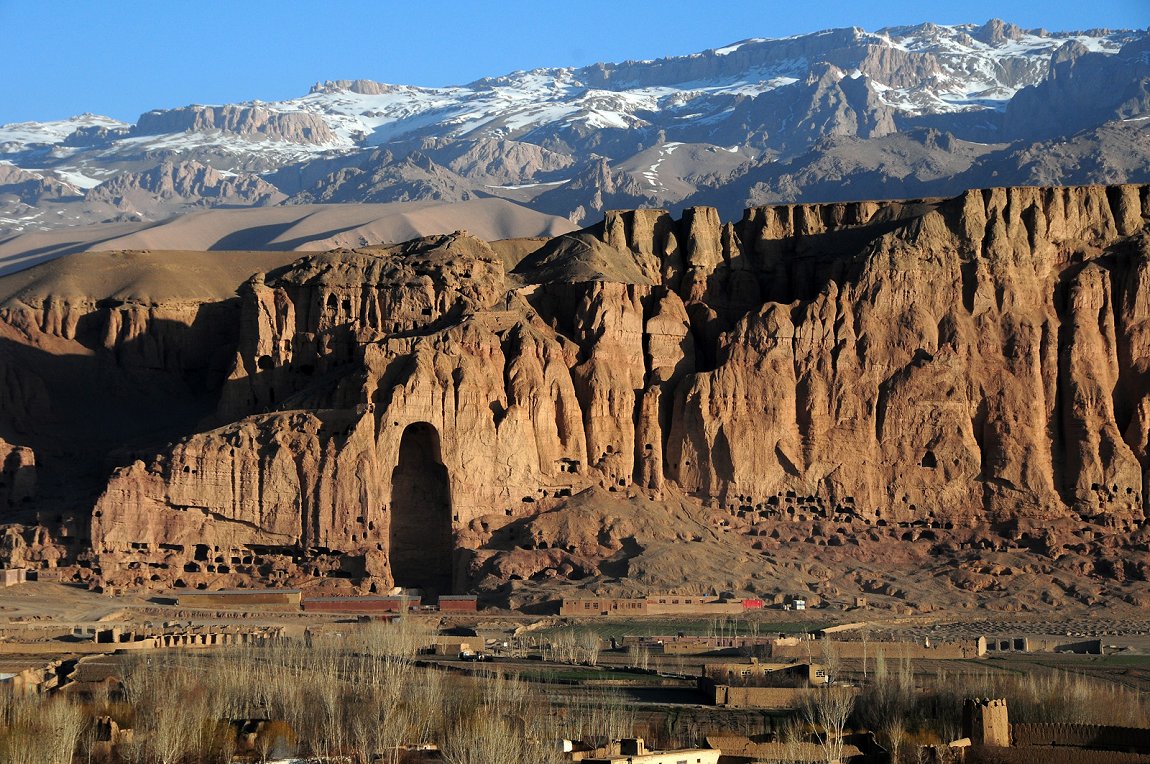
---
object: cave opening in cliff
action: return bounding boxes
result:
[389,422,454,597]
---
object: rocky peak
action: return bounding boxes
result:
[1051,39,1093,71]
[310,79,394,95]
[973,18,1027,46]
[440,138,575,185]
[62,124,132,148]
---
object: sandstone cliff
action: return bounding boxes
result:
[57,183,1149,600]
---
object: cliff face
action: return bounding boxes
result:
[132,105,338,145]
[670,187,1150,525]
[67,183,1150,594]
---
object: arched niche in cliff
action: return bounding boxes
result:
[389,422,454,597]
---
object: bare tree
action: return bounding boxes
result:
[41,697,86,764]
[578,630,603,665]
[819,639,841,686]
[881,714,906,764]
[441,715,520,764]
[779,715,815,764]
[803,686,855,764]
[0,694,87,764]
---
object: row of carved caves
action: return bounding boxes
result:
[105,423,457,597]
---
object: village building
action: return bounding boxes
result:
[706,735,865,763]
[301,594,421,614]
[560,596,647,616]
[437,594,478,612]
[174,588,302,609]
[559,593,764,616]
[0,568,26,587]
[698,660,847,710]
[566,737,721,764]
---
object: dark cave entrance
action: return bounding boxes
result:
[389,422,454,598]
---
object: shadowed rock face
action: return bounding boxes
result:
[3,183,1149,595]
[0,437,35,513]
[389,422,453,597]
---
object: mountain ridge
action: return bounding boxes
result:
[1,19,1148,265]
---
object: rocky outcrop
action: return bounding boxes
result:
[743,63,898,152]
[534,157,664,225]
[287,151,473,205]
[0,164,81,204]
[666,187,1150,527]
[0,525,65,571]
[1005,35,1150,141]
[76,183,1150,594]
[133,105,338,144]
[310,80,401,96]
[85,160,285,209]
[440,138,575,185]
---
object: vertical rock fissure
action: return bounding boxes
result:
[1053,266,1084,508]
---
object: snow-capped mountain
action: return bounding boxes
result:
[1,19,1148,238]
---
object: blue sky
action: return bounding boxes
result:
[1,0,1147,125]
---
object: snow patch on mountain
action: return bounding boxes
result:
[0,20,1146,240]
[5,23,1137,173]
[0,114,129,151]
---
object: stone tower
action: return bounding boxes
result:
[963,698,1010,747]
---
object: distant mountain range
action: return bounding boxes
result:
[2,19,1149,241]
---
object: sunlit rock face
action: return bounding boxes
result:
[4,184,1150,594]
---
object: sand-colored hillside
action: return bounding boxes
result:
[468,485,1150,615]
[0,249,309,306]
[0,198,578,277]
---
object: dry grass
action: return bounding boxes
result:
[0,694,85,764]
[0,617,643,763]
[854,650,1150,762]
